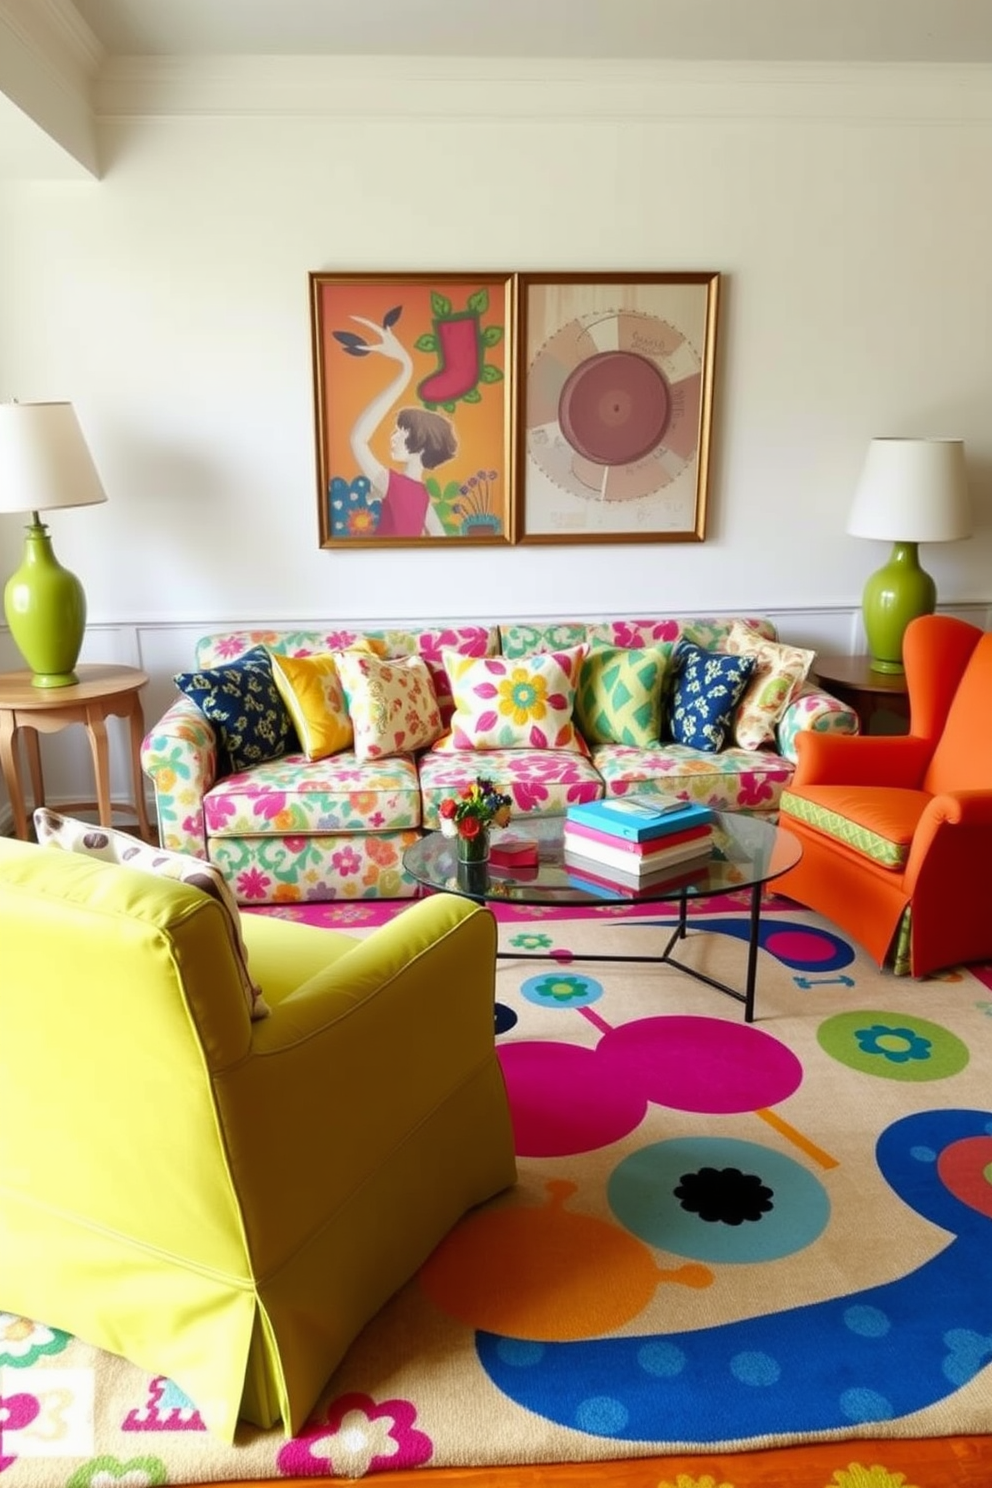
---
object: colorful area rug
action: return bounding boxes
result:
[2,893,992,1488]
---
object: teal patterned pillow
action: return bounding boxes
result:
[174,645,299,774]
[669,643,756,752]
[575,645,670,747]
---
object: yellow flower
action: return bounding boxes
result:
[827,1466,917,1488]
[656,1475,734,1488]
[498,667,548,725]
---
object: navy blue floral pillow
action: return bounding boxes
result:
[669,643,756,752]
[174,645,299,775]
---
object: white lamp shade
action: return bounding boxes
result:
[0,402,108,515]
[847,437,971,543]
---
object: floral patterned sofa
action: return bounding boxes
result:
[141,616,857,905]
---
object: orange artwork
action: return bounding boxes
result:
[310,273,515,546]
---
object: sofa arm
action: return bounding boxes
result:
[775,682,859,764]
[141,696,220,858]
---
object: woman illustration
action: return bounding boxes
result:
[348,317,458,537]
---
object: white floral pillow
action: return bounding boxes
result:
[724,621,816,751]
[32,809,269,1019]
[334,651,442,762]
[435,645,589,752]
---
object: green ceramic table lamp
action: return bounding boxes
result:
[847,437,971,675]
[0,401,108,688]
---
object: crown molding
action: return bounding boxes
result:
[96,56,992,123]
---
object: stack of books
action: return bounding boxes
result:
[563,795,715,893]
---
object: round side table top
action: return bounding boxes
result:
[812,655,909,697]
[0,664,150,710]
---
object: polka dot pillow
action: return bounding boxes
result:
[436,645,588,752]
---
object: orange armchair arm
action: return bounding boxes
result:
[904,790,992,889]
[791,731,932,790]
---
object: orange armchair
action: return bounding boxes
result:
[776,615,992,977]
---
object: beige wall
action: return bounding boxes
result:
[1,57,990,811]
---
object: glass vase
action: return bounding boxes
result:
[456,827,490,864]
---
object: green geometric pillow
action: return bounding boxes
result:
[575,645,670,747]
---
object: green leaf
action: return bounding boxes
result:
[481,325,504,346]
[467,288,490,315]
[461,388,482,403]
[480,364,504,383]
[414,333,438,353]
[431,292,453,317]
[442,401,457,414]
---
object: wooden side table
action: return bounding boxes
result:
[0,663,153,843]
[813,655,910,736]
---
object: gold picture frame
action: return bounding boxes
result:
[515,271,720,544]
[310,272,516,546]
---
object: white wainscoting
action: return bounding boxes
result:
[2,602,989,837]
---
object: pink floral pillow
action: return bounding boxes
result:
[335,651,443,762]
[435,645,589,753]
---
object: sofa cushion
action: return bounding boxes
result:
[575,644,670,747]
[778,786,927,868]
[724,621,816,750]
[419,746,603,826]
[32,809,269,1018]
[335,651,443,762]
[268,650,354,761]
[174,645,297,774]
[591,741,794,814]
[669,644,756,752]
[203,750,422,839]
[437,645,588,753]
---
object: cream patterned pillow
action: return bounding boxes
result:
[724,621,816,751]
[32,809,269,1020]
[334,651,442,762]
[268,650,353,761]
[436,645,589,752]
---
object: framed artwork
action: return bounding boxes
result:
[515,271,720,544]
[310,272,516,546]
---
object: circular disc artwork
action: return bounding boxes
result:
[527,308,703,506]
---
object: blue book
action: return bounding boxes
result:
[565,795,715,843]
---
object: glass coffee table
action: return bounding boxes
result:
[403,811,801,1023]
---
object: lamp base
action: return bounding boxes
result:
[3,519,86,689]
[861,540,936,675]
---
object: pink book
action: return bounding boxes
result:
[564,817,711,858]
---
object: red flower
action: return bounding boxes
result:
[459,816,481,840]
[439,798,457,819]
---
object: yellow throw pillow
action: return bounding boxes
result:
[269,650,353,761]
[334,651,443,763]
[724,621,816,751]
[32,809,269,1020]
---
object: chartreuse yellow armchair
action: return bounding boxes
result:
[0,837,516,1443]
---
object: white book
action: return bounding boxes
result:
[562,826,712,877]
[563,840,712,887]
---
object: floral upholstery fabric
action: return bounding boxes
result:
[419,747,603,827]
[209,830,421,905]
[591,742,795,815]
[203,751,421,837]
[142,617,859,905]
[499,616,776,658]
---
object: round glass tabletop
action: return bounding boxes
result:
[403,811,801,907]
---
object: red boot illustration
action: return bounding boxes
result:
[417,310,483,405]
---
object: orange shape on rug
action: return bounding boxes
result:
[419,1178,711,1341]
